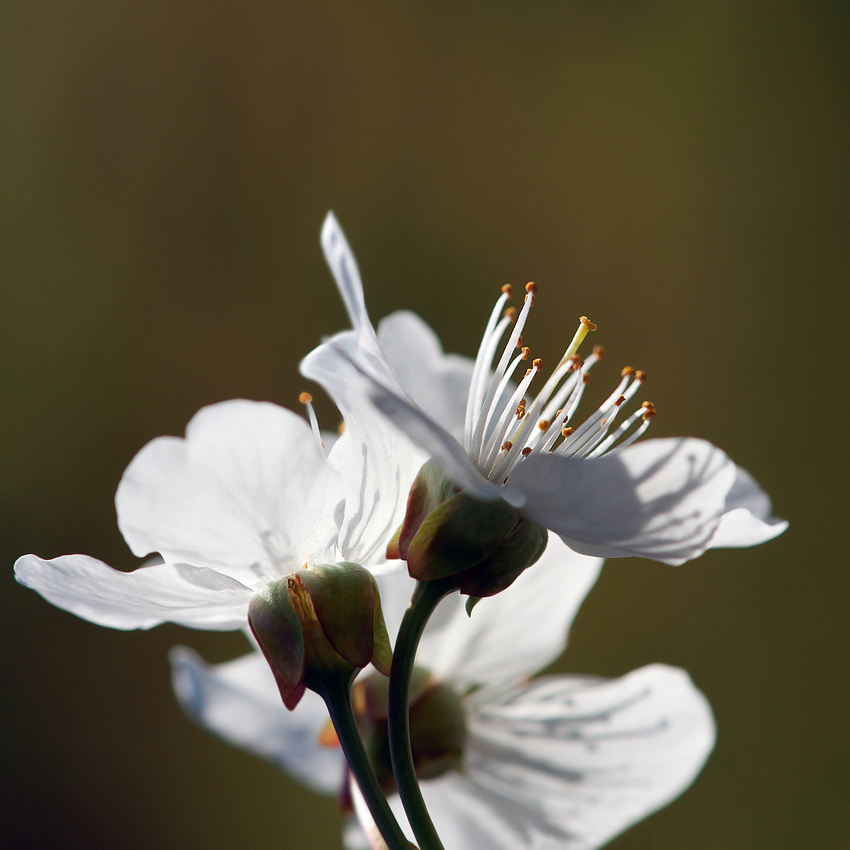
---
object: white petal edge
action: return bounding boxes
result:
[511,437,737,565]
[170,646,344,795]
[416,537,603,690]
[402,664,715,850]
[116,399,344,585]
[710,464,788,548]
[376,310,476,443]
[14,554,252,630]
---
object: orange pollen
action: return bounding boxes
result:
[337,421,346,435]
[525,281,538,294]
[621,366,636,378]
[521,447,533,456]
[501,283,513,297]
[582,374,591,384]
[501,440,514,451]
[521,346,531,360]
[516,334,524,348]
[532,358,543,369]
[641,401,657,419]
[615,395,626,407]
[580,316,597,331]
[524,368,533,378]
[567,354,583,371]
[636,370,647,382]
[593,345,605,358]
[561,426,574,438]
[299,392,313,404]
[504,306,517,321]
[538,419,551,431]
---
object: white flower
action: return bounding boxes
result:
[171,539,715,850]
[300,213,787,567]
[15,398,426,631]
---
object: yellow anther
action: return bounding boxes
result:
[621,366,636,378]
[501,283,513,298]
[501,440,514,451]
[538,419,551,431]
[299,392,313,404]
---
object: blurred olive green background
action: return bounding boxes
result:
[2,2,847,848]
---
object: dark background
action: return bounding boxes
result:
[2,2,847,848]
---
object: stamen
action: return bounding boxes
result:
[469,288,536,461]
[464,288,514,447]
[299,391,324,452]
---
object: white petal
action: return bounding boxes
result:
[416,537,603,689]
[14,554,252,630]
[421,664,714,850]
[372,568,419,645]
[116,400,343,585]
[376,310,475,443]
[303,333,429,565]
[321,212,372,339]
[511,437,737,565]
[170,646,344,794]
[710,465,788,548]
[305,341,514,505]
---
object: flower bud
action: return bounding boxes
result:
[249,563,392,710]
[390,460,548,599]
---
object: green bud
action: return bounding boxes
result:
[393,460,549,599]
[248,563,393,711]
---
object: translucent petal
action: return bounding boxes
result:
[416,537,603,689]
[170,646,344,794]
[511,437,737,565]
[710,465,788,548]
[411,664,715,850]
[303,336,429,565]
[376,310,475,443]
[116,400,344,585]
[306,342,518,507]
[14,554,252,630]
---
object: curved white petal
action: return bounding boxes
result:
[710,465,788,548]
[303,334,429,565]
[321,212,373,341]
[170,646,344,794]
[116,400,343,586]
[14,554,252,630]
[407,664,714,850]
[416,537,603,690]
[376,310,475,443]
[306,342,515,506]
[511,437,737,565]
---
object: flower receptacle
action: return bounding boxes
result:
[248,563,392,710]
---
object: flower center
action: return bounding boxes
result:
[463,283,656,484]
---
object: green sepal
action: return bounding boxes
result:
[395,460,460,560]
[407,489,520,581]
[458,519,549,598]
[299,562,376,670]
[368,572,393,676]
[248,579,305,689]
[465,596,481,617]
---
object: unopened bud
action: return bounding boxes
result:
[249,563,392,710]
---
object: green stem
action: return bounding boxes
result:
[387,578,457,850]
[315,672,413,850]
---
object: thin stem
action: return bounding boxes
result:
[316,672,413,850]
[387,578,457,850]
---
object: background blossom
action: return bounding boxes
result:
[172,541,715,849]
